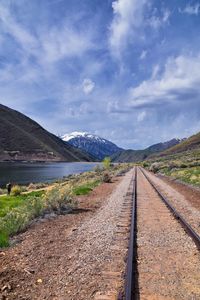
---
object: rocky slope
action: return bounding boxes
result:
[0,104,91,162]
[62,132,122,160]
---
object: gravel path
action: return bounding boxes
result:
[0,170,134,300]
[137,168,200,299]
[59,169,134,300]
[143,168,200,236]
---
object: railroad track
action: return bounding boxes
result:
[124,166,200,300]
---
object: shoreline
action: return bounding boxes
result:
[0,161,101,188]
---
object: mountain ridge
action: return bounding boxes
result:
[0,104,91,162]
[111,138,185,162]
[152,132,200,158]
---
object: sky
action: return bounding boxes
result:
[0,0,200,149]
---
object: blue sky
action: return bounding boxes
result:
[0,0,200,149]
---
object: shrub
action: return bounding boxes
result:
[11,185,22,196]
[21,186,28,192]
[35,182,48,189]
[142,162,149,168]
[188,161,200,167]
[93,165,102,174]
[2,207,31,236]
[179,163,188,168]
[28,183,37,190]
[149,162,163,173]
[26,196,45,218]
[102,172,112,183]
[102,157,111,170]
[0,231,9,248]
[44,186,74,213]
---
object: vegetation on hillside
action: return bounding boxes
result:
[155,132,200,157]
[143,148,200,187]
[141,131,200,187]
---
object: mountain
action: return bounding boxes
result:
[0,104,91,162]
[155,132,200,157]
[62,132,122,160]
[111,138,185,162]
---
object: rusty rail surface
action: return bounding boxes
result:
[124,167,137,300]
[140,167,200,250]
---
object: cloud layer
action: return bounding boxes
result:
[0,0,200,149]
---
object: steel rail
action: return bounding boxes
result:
[124,167,137,300]
[139,167,200,251]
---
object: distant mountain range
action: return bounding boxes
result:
[0,104,91,162]
[62,132,122,160]
[62,131,187,162]
[111,138,185,162]
[1,103,195,164]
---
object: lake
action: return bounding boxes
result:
[0,162,100,187]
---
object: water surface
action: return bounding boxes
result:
[0,162,100,187]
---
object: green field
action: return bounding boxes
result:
[72,180,100,196]
[0,191,44,218]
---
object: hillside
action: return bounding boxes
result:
[145,132,200,187]
[111,138,184,162]
[0,104,91,162]
[155,132,200,157]
[62,132,122,160]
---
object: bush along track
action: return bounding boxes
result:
[141,149,200,188]
[0,163,132,248]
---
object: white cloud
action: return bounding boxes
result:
[109,0,147,57]
[82,78,95,94]
[179,3,200,15]
[109,1,171,58]
[148,9,171,30]
[137,111,146,122]
[0,2,94,73]
[39,27,94,64]
[0,5,37,55]
[129,54,200,107]
[162,9,171,22]
[151,64,160,79]
[140,50,147,60]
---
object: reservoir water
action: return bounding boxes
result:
[0,162,100,187]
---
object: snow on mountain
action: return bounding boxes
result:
[62,132,106,143]
[62,132,122,160]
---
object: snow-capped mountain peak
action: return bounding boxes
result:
[62,131,88,142]
[62,132,107,143]
[61,131,122,160]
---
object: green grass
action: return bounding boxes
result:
[73,180,100,196]
[0,231,9,247]
[0,191,44,217]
